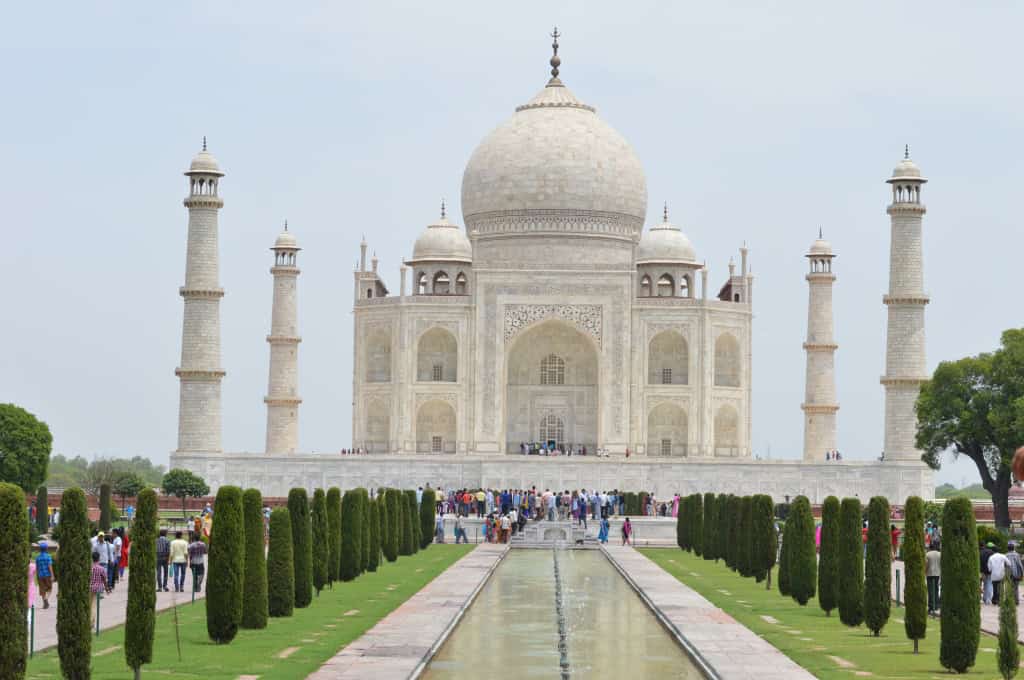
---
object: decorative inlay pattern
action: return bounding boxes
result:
[503,304,603,347]
[468,209,642,239]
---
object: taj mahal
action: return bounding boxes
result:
[170,36,933,502]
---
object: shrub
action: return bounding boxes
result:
[340,489,363,580]
[35,485,48,536]
[368,497,381,571]
[999,581,1019,680]
[267,507,294,617]
[940,496,980,673]
[902,496,927,652]
[777,516,791,596]
[863,496,892,635]
[978,525,1008,554]
[385,489,400,562]
[716,493,729,563]
[788,496,816,606]
[99,482,112,531]
[817,496,840,616]
[206,485,244,643]
[752,494,775,584]
[57,487,92,678]
[125,488,157,674]
[0,483,28,680]
[241,488,268,629]
[703,493,717,561]
[420,488,436,549]
[326,487,341,584]
[311,488,328,595]
[838,497,864,627]
[692,493,704,557]
[288,488,313,608]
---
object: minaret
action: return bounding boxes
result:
[176,140,226,453]
[881,147,929,461]
[801,230,839,461]
[264,222,302,454]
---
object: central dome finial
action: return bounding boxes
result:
[549,27,562,84]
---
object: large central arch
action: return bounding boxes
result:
[505,319,599,453]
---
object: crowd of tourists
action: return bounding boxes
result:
[432,486,669,521]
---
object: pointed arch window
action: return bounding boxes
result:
[540,354,565,385]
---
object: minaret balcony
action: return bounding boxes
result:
[882,294,930,305]
[180,287,225,299]
[886,203,927,216]
[802,342,838,351]
[264,396,302,406]
[880,375,929,386]
[175,368,226,379]
[266,335,302,344]
[183,195,224,209]
[801,403,839,414]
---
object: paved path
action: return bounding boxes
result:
[603,544,815,680]
[307,543,508,680]
[31,569,206,653]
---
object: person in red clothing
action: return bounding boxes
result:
[890,524,901,559]
[119,529,130,578]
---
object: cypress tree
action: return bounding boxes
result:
[716,493,729,563]
[359,489,371,572]
[378,493,388,561]
[326,487,341,584]
[838,497,864,627]
[35,485,48,536]
[788,496,817,606]
[241,488,268,629]
[267,507,295,618]
[311,489,328,595]
[408,490,422,554]
[57,487,92,679]
[0,483,28,680]
[340,489,363,581]
[739,496,754,576]
[703,492,716,561]
[728,495,742,571]
[692,493,704,557]
[777,516,791,596]
[676,498,686,550]
[206,485,244,643]
[368,497,381,571]
[403,491,418,555]
[420,488,436,549]
[940,496,980,673]
[864,496,891,635]
[288,488,313,608]
[99,482,112,532]
[902,496,927,652]
[125,488,157,678]
[999,581,1019,680]
[752,494,775,584]
[386,489,400,562]
[817,496,840,617]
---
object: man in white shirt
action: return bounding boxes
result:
[989,549,1010,605]
[500,514,511,543]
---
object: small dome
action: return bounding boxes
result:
[186,149,224,176]
[274,229,298,250]
[410,216,472,263]
[809,237,832,256]
[636,213,697,264]
[888,149,926,183]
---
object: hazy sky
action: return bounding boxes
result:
[4,2,1020,487]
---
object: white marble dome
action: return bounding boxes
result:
[636,214,697,264]
[808,236,832,256]
[890,156,925,182]
[410,216,472,263]
[460,79,647,238]
[274,229,298,250]
[186,148,223,176]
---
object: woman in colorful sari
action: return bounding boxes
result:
[672,494,680,518]
[598,516,610,544]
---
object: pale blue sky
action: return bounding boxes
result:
[3,2,1021,486]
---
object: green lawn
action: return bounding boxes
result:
[27,544,474,679]
[641,548,1003,679]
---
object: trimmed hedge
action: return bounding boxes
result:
[777,512,791,596]
[385,489,400,562]
[864,496,891,635]
[340,489,362,580]
[838,497,864,627]
[902,496,927,652]
[326,487,341,584]
[99,482,112,532]
[702,492,716,561]
[692,493,704,557]
[241,488,268,629]
[738,496,753,577]
[677,496,687,550]
[311,488,328,595]
[57,487,92,678]
[940,496,980,673]
[267,507,295,617]
[420,488,436,549]
[715,493,729,563]
[727,495,742,571]
[35,484,48,536]
[999,577,1019,679]
[288,488,313,608]
[125,488,158,673]
[818,496,840,616]
[360,489,371,572]
[0,482,28,680]
[405,490,421,554]
[788,496,816,606]
[752,494,775,584]
[206,485,244,643]
[368,496,381,572]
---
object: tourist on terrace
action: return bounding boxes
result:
[598,516,610,544]
[622,517,633,546]
[925,541,941,613]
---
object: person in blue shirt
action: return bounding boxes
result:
[36,542,54,609]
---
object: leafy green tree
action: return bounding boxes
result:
[702,493,717,561]
[692,493,704,557]
[999,581,1020,679]
[787,496,817,606]
[838,497,864,627]
[0,403,52,492]
[0,482,28,680]
[940,496,980,673]
[864,497,891,635]
[385,489,400,562]
[902,496,927,652]
[777,516,791,597]
[288,488,313,608]
[420,488,436,549]
[340,489,363,581]
[368,497,381,571]
[98,483,113,531]
[817,496,840,616]
[311,488,328,595]
[35,485,48,536]
[326,487,341,584]
[752,494,775,584]
[241,489,268,629]
[267,507,294,617]
[57,488,92,678]
[916,329,1024,529]
[715,493,729,563]
[113,472,146,513]
[161,468,209,518]
[206,486,244,643]
[125,488,157,678]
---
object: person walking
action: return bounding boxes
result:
[925,541,941,614]
[981,541,995,604]
[119,528,130,579]
[1006,542,1024,604]
[435,512,445,544]
[989,545,1009,606]
[156,528,170,592]
[621,517,633,546]
[598,516,609,544]
[890,524,901,559]
[90,532,112,593]
[454,515,467,544]
[188,531,207,592]
[109,530,122,589]
[90,551,107,626]
[35,541,54,609]
[169,530,189,592]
